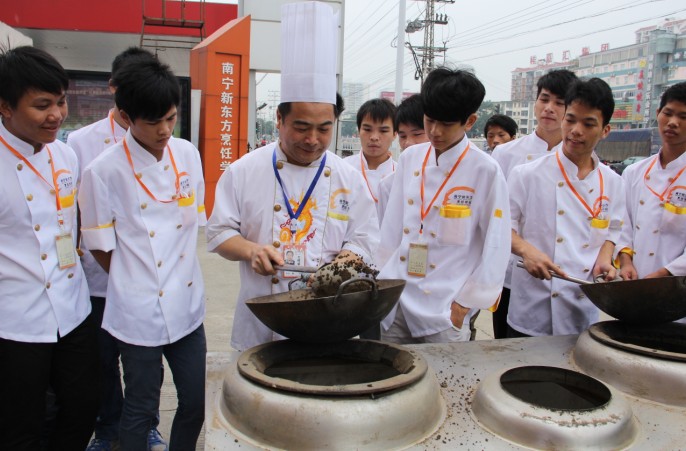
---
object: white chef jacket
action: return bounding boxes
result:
[0,120,91,343]
[492,132,563,289]
[67,110,125,297]
[377,138,511,337]
[344,152,395,220]
[508,150,627,336]
[206,142,380,351]
[79,132,206,346]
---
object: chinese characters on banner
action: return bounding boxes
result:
[217,57,239,171]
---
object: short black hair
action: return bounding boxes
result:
[421,67,485,124]
[565,78,615,126]
[484,114,518,137]
[111,47,156,84]
[658,82,686,110]
[356,98,397,131]
[277,93,345,121]
[536,69,577,99]
[394,94,424,131]
[113,58,180,122]
[0,46,69,109]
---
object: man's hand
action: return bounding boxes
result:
[249,244,284,276]
[450,301,470,328]
[644,267,672,279]
[592,241,617,282]
[618,252,638,280]
[512,230,565,280]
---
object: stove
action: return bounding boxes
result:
[205,328,686,450]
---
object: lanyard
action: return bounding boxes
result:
[556,151,604,218]
[109,110,120,144]
[0,135,66,227]
[420,143,470,234]
[360,151,394,203]
[643,154,686,202]
[272,149,326,235]
[123,139,181,203]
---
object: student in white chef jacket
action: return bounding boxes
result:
[79,58,206,451]
[491,69,578,339]
[378,68,511,344]
[67,46,165,450]
[617,82,686,324]
[508,78,626,337]
[207,94,380,351]
[0,46,98,450]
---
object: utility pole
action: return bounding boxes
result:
[407,0,454,84]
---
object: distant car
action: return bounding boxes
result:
[610,156,648,175]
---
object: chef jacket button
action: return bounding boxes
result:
[136,173,143,179]
[668,177,674,183]
[653,229,659,234]
[164,164,170,171]
[141,203,147,209]
[188,281,193,287]
[149,231,155,238]
[26,194,33,201]
[445,171,450,177]
[649,252,655,256]
[180,253,185,258]
[171,194,177,200]
[46,282,51,289]
[276,161,284,170]
[17,163,23,170]
[583,268,590,273]
[273,241,280,248]
[48,159,52,164]
[582,243,589,248]
[646,175,651,180]
[589,188,594,193]
[177,224,182,229]
[551,292,559,298]
[34,224,41,231]
[407,198,414,205]
[433,205,440,210]
[430,264,436,269]
[399,256,406,262]
[556,237,564,243]
[157,260,162,267]
[159,290,164,297]
[41,254,47,260]
[50,189,56,195]
[639,200,645,205]
[324,168,331,177]
[636,225,641,230]
[423,289,431,295]
[104,138,111,144]
[274,204,281,212]
[557,210,564,215]
[527,155,532,160]
[558,182,564,187]
[577,293,586,299]
[271,277,279,284]
[403,228,409,234]
[414,170,420,176]
[430,232,437,238]
[67,273,74,279]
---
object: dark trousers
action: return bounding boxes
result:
[90,296,124,441]
[0,315,100,451]
[506,324,532,338]
[492,287,511,339]
[118,325,206,451]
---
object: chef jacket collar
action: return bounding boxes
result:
[123,129,167,166]
[556,147,601,181]
[532,130,563,152]
[275,140,327,167]
[657,147,686,170]
[432,136,470,168]
[0,118,47,157]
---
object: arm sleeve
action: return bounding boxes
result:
[614,170,636,259]
[377,156,407,269]
[456,164,512,309]
[341,171,380,265]
[192,147,207,227]
[78,166,117,252]
[206,166,242,252]
[508,165,527,234]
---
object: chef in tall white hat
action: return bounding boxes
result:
[207,1,379,351]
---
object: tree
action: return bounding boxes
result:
[469,100,496,138]
[340,120,358,137]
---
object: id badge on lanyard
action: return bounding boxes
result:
[407,242,428,277]
[56,231,76,269]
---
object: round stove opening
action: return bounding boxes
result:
[237,339,428,396]
[588,320,686,361]
[500,366,611,410]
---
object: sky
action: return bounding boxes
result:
[216,0,686,105]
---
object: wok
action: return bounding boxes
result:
[516,261,686,324]
[245,278,406,343]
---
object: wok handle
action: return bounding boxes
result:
[274,264,318,273]
[516,261,592,285]
[333,277,379,304]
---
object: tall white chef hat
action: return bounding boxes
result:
[280,1,339,105]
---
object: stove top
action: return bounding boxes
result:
[205,334,686,450]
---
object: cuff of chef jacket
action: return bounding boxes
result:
[458,282,501,310]
[207,228,240,253]
[81,224,116,253]
[197,205,208,227]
